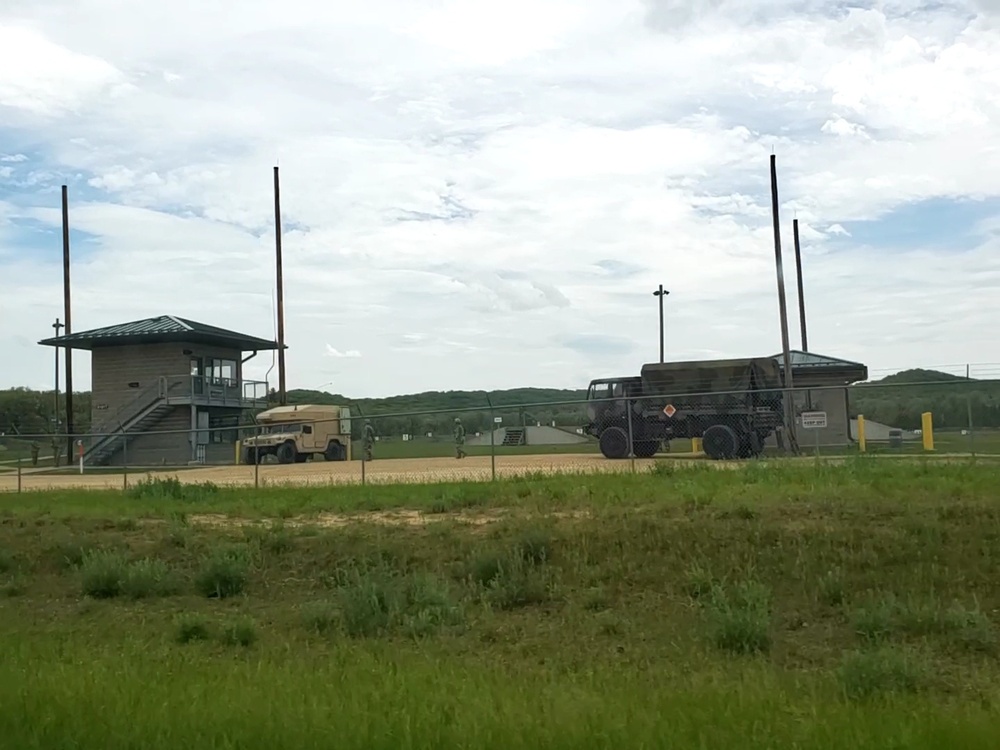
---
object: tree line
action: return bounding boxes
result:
[2,370,997,440]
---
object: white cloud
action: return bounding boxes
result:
[1,1,1000,398]
[325,346,362,358]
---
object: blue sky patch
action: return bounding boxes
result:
[833,196,1000,252]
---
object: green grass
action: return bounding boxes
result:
[1,460,1000,747]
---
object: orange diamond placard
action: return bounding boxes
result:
[663,404,677,418]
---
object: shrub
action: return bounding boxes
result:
[704,580,772,656]
[816,568,846,607]
[515,528,552,565]
[850,593,897,643]
[334,565,463,639]
[175,615,211,644]
[838,647,927,701]
[301,601,339,635]
[480,551,551,611]
[195,548,249,599]
[121,558,178,600]
[222,618,258,647]
[81,550,178,600]
[128,476,220,501]
[80,549,130,599]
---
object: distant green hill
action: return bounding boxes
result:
[852,369,999,431]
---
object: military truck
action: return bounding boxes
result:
[584,357,785,461]
[240,404,352,464]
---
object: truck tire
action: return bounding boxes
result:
[633,440,659,458]
[599,426,630,459]
[276,441,297,465]
[703,424,739,460]
[324,441,345,461]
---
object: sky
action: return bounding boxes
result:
[1,0,999,397]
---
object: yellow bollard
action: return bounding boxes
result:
[234,439,242,464]
[857,415,866,453]
[921,412,934,451]
[692,437,703,454]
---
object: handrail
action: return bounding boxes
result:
[87,376,269,442]
[89,378,166,438]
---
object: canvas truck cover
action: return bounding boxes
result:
[640,357,783,408]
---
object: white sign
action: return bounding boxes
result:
[494,417,502,424]
[800,411,827,429]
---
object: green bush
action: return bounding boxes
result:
[195,548,249,599]
[121,558,178,600]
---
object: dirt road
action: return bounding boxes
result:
[0,453,656,492]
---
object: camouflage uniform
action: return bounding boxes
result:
[453,417,466,459]
[362,421,375,461]
[30,441,40,466]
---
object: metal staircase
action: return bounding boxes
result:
[502,427,526,446]
[84,378,172,466]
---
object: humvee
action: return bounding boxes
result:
[241,404,352,464]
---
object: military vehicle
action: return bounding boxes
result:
[584,357,785,460]
[240,404,352,464]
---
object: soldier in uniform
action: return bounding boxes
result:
[362,420,375,461]
[30,440,40,466]
[453,417,466,459]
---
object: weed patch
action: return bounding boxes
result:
[838,647,928,701]
[703,580,772,656]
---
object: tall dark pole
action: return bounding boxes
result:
[273,166,286,405]
[769,155,797,453]
[653,285,669,363]
[61,185,74,459]
[792,218,808,352]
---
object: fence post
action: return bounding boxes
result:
[123,428,129,492]
[966,393,975,457]
[486,394,496,482]
[17,456,22,494]
[966,364,975,457]
[627,398,636,474]
[254,424,260,489]
[857,415,866,453]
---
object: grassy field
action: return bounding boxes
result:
[2,460,1000,748]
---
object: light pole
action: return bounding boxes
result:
[653,285,669,363]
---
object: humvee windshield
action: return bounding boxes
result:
[261,423,307,434]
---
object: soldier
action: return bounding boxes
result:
[362,420,375,461]
[453,417,466,459]
[30,440,40,466]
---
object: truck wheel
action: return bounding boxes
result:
[324,442,345,461]
[703,424,739,460]
[276,441,297,465]
[633,440,659,458]
[599,426,630,459]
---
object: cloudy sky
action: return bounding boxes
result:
[2,0,999,397]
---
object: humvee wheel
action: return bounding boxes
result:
[702,424,739,460]
[599,426,630,459]
[276,441,297,464]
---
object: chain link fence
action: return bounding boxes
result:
[2,372,998,493]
